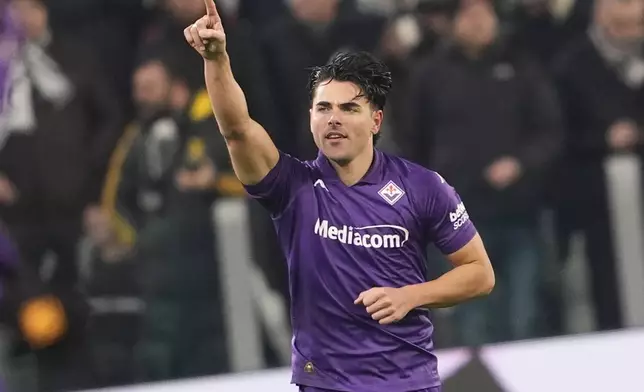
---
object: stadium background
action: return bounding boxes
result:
[0,0,643,391]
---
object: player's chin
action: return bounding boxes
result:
[324,151,353,164]
[321,144,352,162]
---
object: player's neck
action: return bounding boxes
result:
[330,148,375,186]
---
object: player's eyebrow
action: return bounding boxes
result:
[315,101,363,112]
[338,101,361,111]
[316,92,365,107]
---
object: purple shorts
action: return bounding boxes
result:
[298,386,441,392]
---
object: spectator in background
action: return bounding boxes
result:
[140,0,275,129]
[412,0,459,58]
[0,0,121,300]
[0,1,121,389]
[44,0,151,119]
[140,0,289,343]
[0,0,22,117]
[551,0,644,332]
[379,0,459,151]
[260,0,386,159]
[407,0,562,346]
[140,0,211,91]
[512,0,592,67]
[99,57,241,382]
[237,0,285,28]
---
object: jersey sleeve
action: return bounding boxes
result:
[243,151,310,217]
[424,172,477,255]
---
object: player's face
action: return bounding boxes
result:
[310,80,383,164]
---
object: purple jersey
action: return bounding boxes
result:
[245,149,477,392]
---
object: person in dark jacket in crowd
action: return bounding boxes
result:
[98,56,243,382]
[511,0,592,67]
[0,1,119,389]
[551,0,644,332]
[407,0,563,346]
[0,0,123,292]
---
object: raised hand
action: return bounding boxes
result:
[183,0,227,60]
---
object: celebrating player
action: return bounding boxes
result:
[184,1,495,391]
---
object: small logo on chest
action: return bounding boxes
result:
[378,181,405,206]
[314,179,329,191]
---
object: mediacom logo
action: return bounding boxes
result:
[313,219,409,249]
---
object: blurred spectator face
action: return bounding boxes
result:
[165,0,205,23]
[290,0,339,24]
[419,12,452,38]
[169,80,190,113]
[453,0,498,52]
[310,80,382,163]
[9,0,47,40]
[595,0,644,42]
[132,61,172,120]
[84,206,114,247]
[416,0,458,37]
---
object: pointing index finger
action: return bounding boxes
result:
[204,0,218,17]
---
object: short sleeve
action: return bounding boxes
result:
[424,172,477,255]
[243,151,310,217]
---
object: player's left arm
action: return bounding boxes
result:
[356,172,495,325]
[356,234,495,325]
[405,233,494,309]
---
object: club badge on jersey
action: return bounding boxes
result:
[378,180,405,205]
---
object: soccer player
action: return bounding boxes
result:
[184,1,495,391]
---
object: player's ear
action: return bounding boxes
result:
[372,109,384,132]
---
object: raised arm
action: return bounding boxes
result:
[183,0,279,185]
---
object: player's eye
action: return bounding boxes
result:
[342,106,360,113]
[316,106,330,112]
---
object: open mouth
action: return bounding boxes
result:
[325,132,347,140]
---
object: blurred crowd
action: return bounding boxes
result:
[0,0,642,390]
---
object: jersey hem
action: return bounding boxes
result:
[292,374,441,392]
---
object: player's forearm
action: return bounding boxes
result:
[405,262,495,309]
[204,55,252,139]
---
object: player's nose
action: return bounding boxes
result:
[327,116,342,128]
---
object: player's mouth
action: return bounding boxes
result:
[325,131,347,140]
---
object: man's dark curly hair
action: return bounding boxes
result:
[307,51,393,146]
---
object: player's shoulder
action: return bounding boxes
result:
[381,152,448,193]
[302,155,324,175]
[277,151,319,180]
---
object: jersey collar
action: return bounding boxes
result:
[315,149,384,186]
